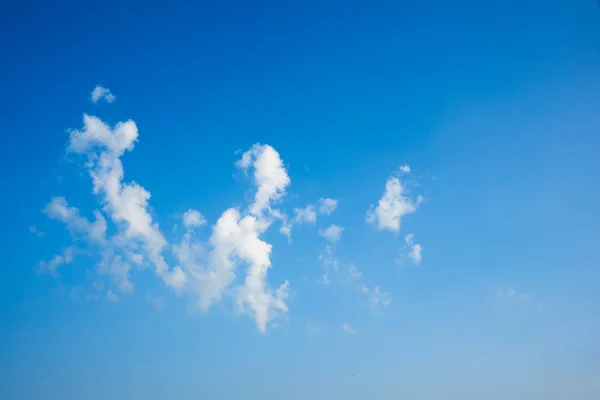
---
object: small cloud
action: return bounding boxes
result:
[399,164,411,174]
[319,224,344,243]
[106,289,119,302]
[318,198,338,215]
[293,205,317,224]
[404,233,422,265]
[29,225,44,237]
[182,209,206,229]
[366,175,419,232]
[37,246,75,276]
[91,85,116,103]
[341,322,356,335]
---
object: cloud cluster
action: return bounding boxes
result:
[37,86,429,334]
[367,165,424,264]
[40,87,305,333]
[279,198,338,241]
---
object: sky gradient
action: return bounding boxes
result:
[1,1,600,399]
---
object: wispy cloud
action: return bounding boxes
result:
[37,246,74,276]
[496,286,542,309]
[278,197,338,241]
[29,225,44,237]
[360,284,392,311]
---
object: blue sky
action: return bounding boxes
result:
[1,0,600,398]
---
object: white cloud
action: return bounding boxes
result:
[293,205,317,224]
[91,85,116,103]
[29,225,44,237]
[318,198,337,215]
[236,144,290,216]
[276,197,338,241]
[96,251,134,293]
[44,196,107,243]
[171,145,293,333]
[404,233,422,265]
[66,114,184,290]
[319,224,344,243]
[106,289,119,302]
[341,322,356,335]
[366,175,418,232]
[183,209,206,229]
[37,246,74,275]
[399,164,411,174]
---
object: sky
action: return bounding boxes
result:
[1,0,600,399]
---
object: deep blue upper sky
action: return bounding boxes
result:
[1,1,600,399]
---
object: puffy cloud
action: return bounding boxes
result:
[67,114,183,289]
[318,198,337,215]
[404,233,422,265]
[171,145,292,333]
[237,144,290,216]
[366,175,418,232]
[293,205,317,224]
[341,322,356,335]
[399,164,411,174]
[91,85,116,103]
[212,209,290,333]
[318,224,343,243]
[183,209,206,229]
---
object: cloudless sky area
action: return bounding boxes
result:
[1,0,600,399]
